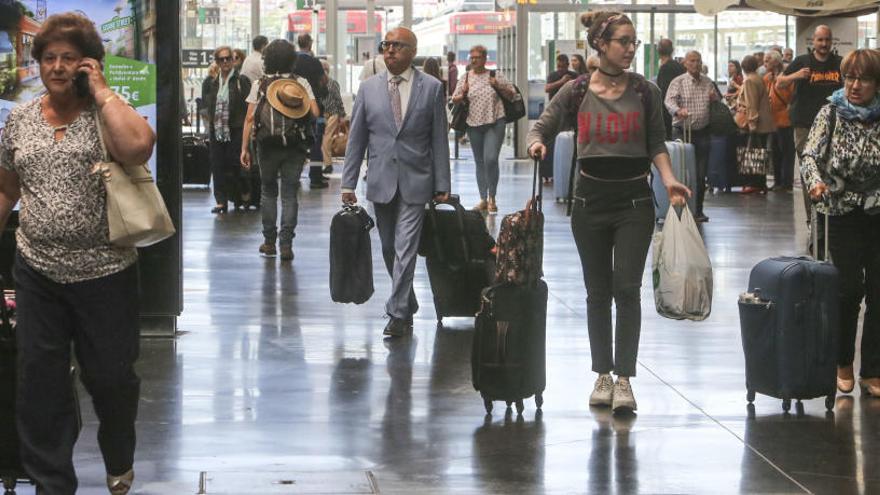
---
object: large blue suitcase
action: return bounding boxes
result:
[738,215,839,413]
[552,131,576,202]
[652,140,697,221]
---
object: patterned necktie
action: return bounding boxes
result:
[389,75,403,129]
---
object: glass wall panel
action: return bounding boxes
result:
[858,13,878,49]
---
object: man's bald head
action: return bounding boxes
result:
[390,27,417,48]
[812,24,833,60]
[384,27,418,75]
[815,25,832,38]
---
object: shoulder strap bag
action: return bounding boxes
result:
[92,112,176,247]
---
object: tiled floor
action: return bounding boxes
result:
[28,148,876,494]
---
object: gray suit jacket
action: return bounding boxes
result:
[342,69,451,205]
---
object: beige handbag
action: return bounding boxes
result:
[92,113,175,247]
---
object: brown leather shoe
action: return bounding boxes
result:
[279,245,294,261]
[259,242,276,257]
[838,365,855,394]
[107,469,133,495]
[487,197,498,214]
[860,377,880,397]
[473,199,488,211]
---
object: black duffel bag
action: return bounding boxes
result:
[330,205,375,304]
[496,84,526,123]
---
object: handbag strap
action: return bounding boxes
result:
[94,110,111,162]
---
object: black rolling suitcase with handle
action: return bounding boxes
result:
[419,195,495,326]
[329,205,375,304]
[0,288,29,494]
[182,107,211,186]
[739,208,839,413]
[472,158,547,415]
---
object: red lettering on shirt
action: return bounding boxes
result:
[577,111,641,145]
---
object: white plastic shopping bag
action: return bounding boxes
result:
[652,205,713,321]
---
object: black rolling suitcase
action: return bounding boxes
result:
[182,108,211,186]
[739,209,839,413]
[329,205,375,304]
[473,160,547,415]
[419,195,495,325]
[472,281,547,415]
[0,289,29,493]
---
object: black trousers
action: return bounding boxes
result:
[772,126,795,188]
[210,130,245,206]
[828,208,880,377]
[14,256,140,494]
[570,175,655,377]
[309,120,326,184]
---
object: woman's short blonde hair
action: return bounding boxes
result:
[840,49,880,84]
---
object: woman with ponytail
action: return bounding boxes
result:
[527,11,691,413]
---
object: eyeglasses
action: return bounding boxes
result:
[844,74,874,85]
[379,40,413,52]
[609,38,642,49]
[216,56,232,63]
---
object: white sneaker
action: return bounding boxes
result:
[589,373,614,406]
[612,377,637,412]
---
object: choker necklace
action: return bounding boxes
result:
[598,67,625,86]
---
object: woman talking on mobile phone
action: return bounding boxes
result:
[527,12,691,413]
[0,12,154,495]
[451,45,516,213]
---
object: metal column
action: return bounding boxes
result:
[326,0,338,81]
[515,1,529,159]
[251,0,259,42]
[403,0,413,28]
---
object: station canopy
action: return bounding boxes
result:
[694,0,880,16]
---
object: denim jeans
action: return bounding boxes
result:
[14,256,140,494]
[828,207,880,377]
[466,118,506,199]
[257,142,307,246]
[570,175,655,377]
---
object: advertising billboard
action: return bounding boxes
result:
[1,0,157,171]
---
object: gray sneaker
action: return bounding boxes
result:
[589,373,614,407]
[612,377,637,412]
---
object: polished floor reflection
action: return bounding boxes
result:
[46,149,878,494]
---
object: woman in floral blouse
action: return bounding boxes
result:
[801,49,880,398]
[451,45,516,213]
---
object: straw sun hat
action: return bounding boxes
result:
[266,79,311,119]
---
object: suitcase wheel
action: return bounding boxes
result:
[746,390,755,403]
[825,395,835,411]
[782,398,791,413]
[483,398,493,414]
[515,399,525,415]
[535,393,544,410]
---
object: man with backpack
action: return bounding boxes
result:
[241,39,320,262]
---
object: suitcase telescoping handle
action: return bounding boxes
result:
[427,194,471,265]
[530,157,543,215]
[0,276,11,341]
[810,203,831,263]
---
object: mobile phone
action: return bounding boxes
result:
[74,71,90,98]
[489,70,496,78]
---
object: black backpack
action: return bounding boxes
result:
[253,75,315,149]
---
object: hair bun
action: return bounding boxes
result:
[580,12,598,29]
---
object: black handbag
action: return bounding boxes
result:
[329,205,375,304]
[495,84,526,123]
[450,72,469,132]
[708,99,738,136]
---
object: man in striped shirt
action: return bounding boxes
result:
[664,50,716,222]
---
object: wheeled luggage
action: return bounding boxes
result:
[739,210,839,413]
[329,205,375,304]
[0,289,28,493]
[419,195,495,324]
[473,281,548,415]
[182,134,211,186]
[552,131,576,202]
[707,135,729,190]
[653,137,698,222]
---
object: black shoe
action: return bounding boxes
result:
[323,165,333,175]
[310,181,329,189]
[383,316,412,338]
[211,205,227,214]
[279,245,294,261]
[695,214,709,223]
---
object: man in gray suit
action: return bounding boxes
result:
[342,27,451,338]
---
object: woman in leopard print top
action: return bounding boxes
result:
[800,49,880,399]
[0,13,155,495]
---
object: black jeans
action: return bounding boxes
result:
[828,208,880,377]
[570,175,655,377]
[14,256,140,494]
[309,120,326,184]
[209,130,245,206]
[772,126,795,188]
[673,126,710,216]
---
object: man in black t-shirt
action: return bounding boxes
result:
[655,39,686,140]
[777,25,842,156]
[776,24,841,249]
[541,54,578,181]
